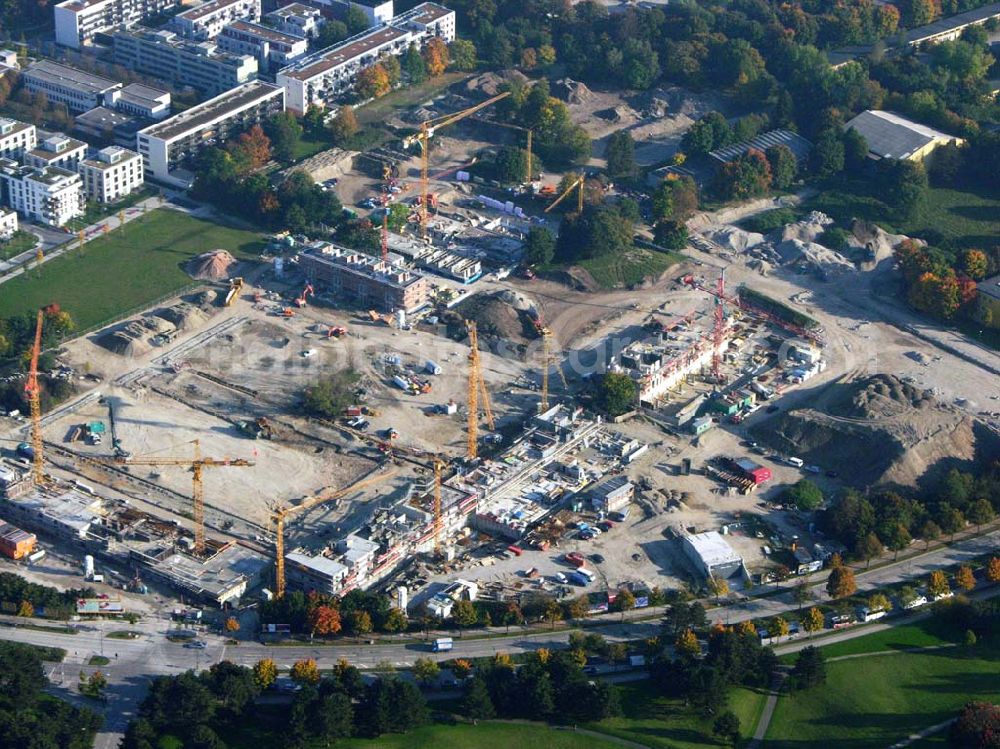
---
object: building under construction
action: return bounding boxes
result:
[298,240,432,313]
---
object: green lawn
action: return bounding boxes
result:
[65,187,157,233]
[291,133,334,161]
[0,209,265,333]
[574,249,684,290]
[765,645,1000,748]
[809,622,952,660]
[356,72,471,127]
[588,681,768,749]
[0,230,38,261]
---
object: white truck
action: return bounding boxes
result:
[431,637,453,652]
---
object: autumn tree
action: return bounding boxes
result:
[986,556,1000,583]
[348,609,373,637]
[330,104,360,143]
[826,564,857,599]
[502,602,523,633]
[451,658,472,679]
[234,125,271,170]
[802,607,825,636]
[867,592,890,612]
[356,63,391,99]
[423,37,449,77]
[309,605,342,637]
[927,570,951,598]
[253,658,277,690]
[955,565,976,591]
[224,617,240,633]
[707,575,729,603]
[713,148,773,201]
[616,588,636,620]
[770,616,790,637]
[675,629,700,658]
[736,619,757,636]
[17,600,33,618]
[452,600,478,633]
[383,608,408,633]
[962,249,988,281]
[412,657,440,684]
[291,658,320,685]
[543,599,563,629]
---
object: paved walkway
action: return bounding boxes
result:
[747,669,788,749]
[888,718,956,748]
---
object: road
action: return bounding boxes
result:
[1,527,995,748]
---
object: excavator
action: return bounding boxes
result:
[294,283,314,308]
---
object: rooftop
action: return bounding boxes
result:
[55,0,111,12]
[281,25,409,81]
[684,530,743,567]
[27,135,86,160]
[268,2,319,16]
[5,484,104,535]
[0,117,34,137]
[120,83,170,107]
[300,241,427,290]
[396,1,452,25]
[140,80,282,142]
[149,543,269,600]
[709,128,813,164]
[82,146,141,169]
[907,0,1000,42]
[590,475,632,498]
[23,60,120,95]
[178,0,250,22]
[844,110,959,160]
[286,550,348,579]
[978,274,1000,303]
[225,19,303,43]
[75,106,142,131]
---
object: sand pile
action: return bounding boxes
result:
[780,211,832,244]
[466,70,527,98]
[97,317,169,356]
[852,220,915,267]
[750,374,994,488]
[706,226,765,253]
[455,291,539,343]
[553,78,594,105]
[188,250,236,281]
[154,302,209,331]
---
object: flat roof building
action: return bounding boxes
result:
[219,20,309,70]
[79,145,144,203]
[299,241,432,313]
[320,0,394,27]
[284,550,348,595]
[844,110,964,162]
[113,29,259,97]
[0,520,36,560]
[118,83,171,120]
[0,158,84,227]
[24,134,88,171]
[173,0,262,39]
[22,60,122,114]
[0,483,103,541]
[137,80,284,185]
[0,117,38,160]
[74,106,145,149]
[709,128,812,166]
[276,2,455,113]
[588,475,634,514]
[266,3,325,38]
[55,0,180,49]
[681,531,744,580]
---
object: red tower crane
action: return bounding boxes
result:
[712,269,726,380]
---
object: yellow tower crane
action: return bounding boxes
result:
[539,326,553,412]
[109,440,253,555]
[403,91,510,236]
[544,176,585,214]
[272,467,398,599]
[24,309,45,486]
[465,320,495,460]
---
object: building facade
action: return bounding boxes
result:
[0,207,17,239]
[117,83,171,120]
[0,159,84,226]
[79,145,144,203]
[113,30,259,96]
[74,107,144,149]
[589,476,634,514]
[22,60,122,114]
[54,0,180,49]
[0,118,38,159]
[172,0,262,39]
[137,80,284,184]
[276,2,455,113]
[218,20,309,70]
[681,531,744,580]
[24,135,88,171]
[265,3,324,38]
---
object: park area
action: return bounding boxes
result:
[0,209,264,333]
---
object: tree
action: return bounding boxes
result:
[785,479,823,511]
[450,39,477,71]
[616,588,636,620]
[938,505,966,540]
[707,575,729,604]
[883,523,912,561]
[653,219,688,250]
[595,372,637,417]
[928,570,951,598]
[856,532,883,568]
[955,566,976,592]
[16,600,33,617]
[383,608,408,633]
[771,616,790,637]
[356,64,391,99]
[330,104,360,143]
[766,145,797,190]
[423,37,449,77]
[348,609,373,638]
[713,711,741,747]
[264,112,303,163]
[675,629,700,658]
[502,602,523,633]
[543,599,563,629]
[986,557,1000,584]
[234,125,271,170]
[224,617,240,633]
[452,600,478,633]
[843,127,869,171]
[682,112,732,155]
[919,519,942,549]
[309,605,342,637]
[962,250,989,281]
[555,204,634,262]
[605,130,637,181]
[412,657,440,684]
[253,659,277,690]
[291,659,320,685]
[493,146,529,184]
[462,676,495,719]
[867,592,890,613]
[402,44,427,84]
[826,564,857,599]
[791,646,826,689]
[524,227,555,266]
[803,607,825,636]
[966,499,995,530]
[713,149,772,201]
[452,658,473,679]
[950,701,1000,748]
[313,690,354,740]
[344,3,369,33]
[811,129,845,178]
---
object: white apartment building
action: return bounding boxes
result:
[172,0,261,39]
[218,20,308,70]
[0,118,38,159]
[0,207,17,239]
[22,60,122,114]
[137,80,284,185]
[78,146,144,203]
[323,0,394,27]
[265,3,324,38]
[54,0,179,49]
[0,159,84,227]
[24,135,88,171]
[276,2,455,113]
[117,83,171,120]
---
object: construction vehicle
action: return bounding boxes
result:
[294,283,314,308]
[23,309,45,485]
[106,398,130,458]
[403,91,510,235]
[367,310,395,326]
[465,321,495,460]
[103,440,253,555]
[272,468,398,598]
[224,277,244,307]
[327,326,347,339]
[545,176,585,214]
[239,416,274,440]
[280,307,296,318]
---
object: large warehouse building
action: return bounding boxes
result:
[681,531,745,581]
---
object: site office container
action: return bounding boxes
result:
[506,545,523,556]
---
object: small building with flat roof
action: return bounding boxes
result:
[681,530,744,580]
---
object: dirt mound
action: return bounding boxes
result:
[750,374,991,488]
[851,220,915,268]
[187,250,236,281]
[455,291,539,343]
[706,226,765,253]
[96,317,169,356]
[552,78,593,105]
[154,302,209,331]
[466,70,527,98]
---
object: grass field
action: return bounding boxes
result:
[0,209,265,332]
[810,621,953,660]
[291,133,333,162]
[765,645,1000,748]
[355,72,470,127]
[575,248,684,290]
[0,230,38,261]
[587,682,768,749]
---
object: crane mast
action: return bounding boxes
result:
[25,309,45,486]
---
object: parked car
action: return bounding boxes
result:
[590,553,605,563]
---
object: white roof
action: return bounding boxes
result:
[286,551,347,578]
[685,531,742,567]
[844,110,958,160]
